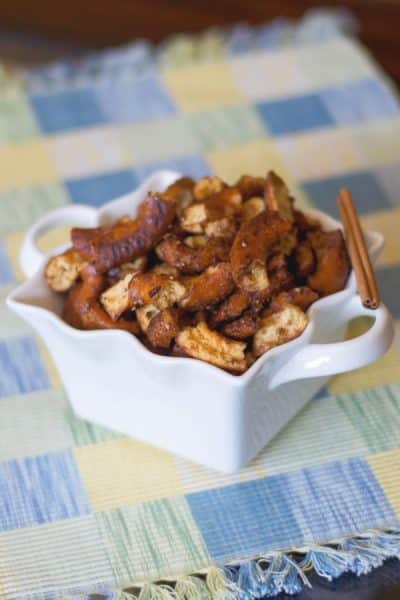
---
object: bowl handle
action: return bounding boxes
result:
[268,296,394,390]
[19,204,98,278]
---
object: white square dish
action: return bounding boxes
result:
[7,171,394,473]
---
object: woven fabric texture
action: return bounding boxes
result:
[0,15,399,599]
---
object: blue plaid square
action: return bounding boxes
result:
[0,240,14,285]
[0,337,50,398]
[301,170,391,218]
[65,170,137,206]
[376,265,400,318]
[30,88,107,133]
[255,93,334,136]
[132,155,211,184]
[320,77,400,125]
[186,476,303,563]
[0,449,91,531]
[94,75,176,123]
[186,458,396,563]
[284,458,397,540]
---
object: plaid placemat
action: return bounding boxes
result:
[1,13,400,599]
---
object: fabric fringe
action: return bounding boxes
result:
[116,529,400,600]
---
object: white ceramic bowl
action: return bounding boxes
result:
[7,171,394,473]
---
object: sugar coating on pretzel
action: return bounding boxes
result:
[268,253,295,293]
[267,286,319,314]
[230,211,293,293]
[180,263,235,311]
[146,307,184,349]
[70,225,109,256]
[253,304,308,357]
[45,249,86,292]
[221,310,260,340]
[177,321,247,372]
[72,192,176,273]
[71,215,134,255]
[156,234,230,274]
[210,289,250,326]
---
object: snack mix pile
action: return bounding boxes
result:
[45,172,350,373]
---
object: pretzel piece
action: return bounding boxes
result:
[100,257,149,320]
[230,211,293,293]
[210,289,250,326]
[150,263,178,278]
[179,204,207,234]
[176,321,247,373]
[250,252,295,310]
[180,263,235,311]
[69,226,109,255]
[294,209,322,236]
[129,272,186,309]
[180,188,241,234]
[63,274,139,334]
[294,240,316,279]
[267,286,319,315]
[239,197,265,222]
[235,175,265,200]
[307,230,350,296]
[268,253,295,293]
[45,249,86,292]
[164,177,195,215]
[220,310,260,340]
[136,304,160,333]
[203,188,242,215]
[265,171,295,222]
[156,234,230,274]
[204,217,237,240]
[193,176,225,201]
[71,192,176,273]
[107,256,148,284]
[253,304,308,357]
[146,307,183,349]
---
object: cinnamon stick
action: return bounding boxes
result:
[337,188,380,309]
